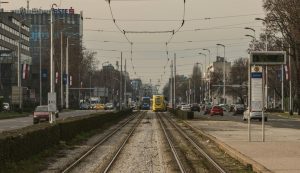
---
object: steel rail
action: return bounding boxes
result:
[61,111,142,173]
[156,112,186,173]
[162,113,227,173]
[103,111,147,173]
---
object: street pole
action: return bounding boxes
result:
[66,37,69,109]
[120,52,122,110]
[39,25,42,105]
[170,60,173,108]
[281,64,284,110]
[173,54,176,108]
[203,49,211,102]
[124,58,127,107]
[217,44,226,104]
[289,46,293,115]
[188,78,191,105]
[223,46,226,104]
[18,21,22,110]
[50,5,55,123]
[60,31,64,109]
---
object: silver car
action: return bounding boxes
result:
[243,109,268,121]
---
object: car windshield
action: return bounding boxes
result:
[35,106,48,112]
[3,103,8,106]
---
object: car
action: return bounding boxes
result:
[203,104,212,115]
[180,104,191,111]
[105,103,114,110]
[219,104,229,112]
[210,106,224,116]
[190,103,200,112]
[95,103,105,110]
[33,105,59,124]
[3,102,10,111]
[233,104,245,115]
[243,109,268,121]
[79,102,91,110]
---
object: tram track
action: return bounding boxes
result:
[61,111,146,173]
[157,112,227,173]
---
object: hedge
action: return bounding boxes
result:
[168,108,194,120]
[0,109,132,169]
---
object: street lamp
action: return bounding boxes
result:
[203,48,211,102]
[65,34,81,109]
[198,52,207,100]
[196,62,204,102]
[60,27,72,109]
[216,43,226,104]
[17,18,30,110]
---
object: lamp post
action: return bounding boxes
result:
[60,27,72,109]
[216,43,226,104]
[65,34,80,109]
[17,18,30,110]
[198,52,207,100]
[196,62,204,103]
[203,48,211,102]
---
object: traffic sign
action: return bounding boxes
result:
[48,92,57,112]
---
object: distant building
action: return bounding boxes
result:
[0,12,31,102]
[211,56,231,76]
[12,7,83,104]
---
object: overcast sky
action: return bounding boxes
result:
[5,0,265,91]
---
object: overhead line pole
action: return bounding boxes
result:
[174,54,176,109]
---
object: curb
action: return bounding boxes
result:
[183,121,273,173]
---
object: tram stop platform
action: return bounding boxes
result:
[186,114,300,173]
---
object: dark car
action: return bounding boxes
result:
[210,106,224,116]
[33,105,59,124]
[190,103,200,112]
[233,104,245,115]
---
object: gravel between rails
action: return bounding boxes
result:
[41,112,139,173]
[108,111,178,173]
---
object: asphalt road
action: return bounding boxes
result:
[0,110,109,133]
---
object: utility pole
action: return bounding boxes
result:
[188,78,191,104]
[124,58,127,107]
[18,20,22,110]
[289,46,293,115]
[60,31,64,109]
[66,37,69,109]
[170,60,173,108]
[39,25,42,105]
[119,52,122,110]
[173,54,176,108]
[49,4,55,123]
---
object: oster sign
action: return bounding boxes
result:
[52,7,75,15]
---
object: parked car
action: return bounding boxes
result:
[190,103,200,112]
[210,106,224,116]
[243,109,268,121]
[3,102,10,111]
[203,104,212,115]
[233,104,245,115]
[219,104,229,112]
[105,103,114,110]
[33,105,59,124]
[95,103,105,110]
[180,104,191,111]
[79,102,91,110]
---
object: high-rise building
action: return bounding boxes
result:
[0,12,31,102]
[12,7,83,104]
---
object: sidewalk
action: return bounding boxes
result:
[187,118,300,173]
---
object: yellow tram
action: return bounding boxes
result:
[152,95,166,112]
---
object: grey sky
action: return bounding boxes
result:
[5,0,265,91]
